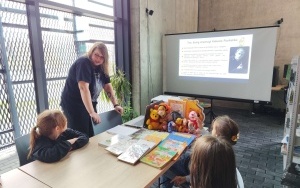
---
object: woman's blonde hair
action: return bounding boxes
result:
[27,109,67,159]
[86,42,109,75]
[212,115,239,145]
[190,135,237,188]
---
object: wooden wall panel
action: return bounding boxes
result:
[199,0,300,85]
[175,0,198,33]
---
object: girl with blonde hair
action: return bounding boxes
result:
[28,109,89,163]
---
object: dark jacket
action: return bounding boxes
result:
[32,128,89,163]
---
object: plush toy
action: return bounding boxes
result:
[156,103,171,131]
[187,110,203,135]
[176,118,188,133]
[146,108,161,130]
[167,111,182,133]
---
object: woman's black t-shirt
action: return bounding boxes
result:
[61,56,110,107]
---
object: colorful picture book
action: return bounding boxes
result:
[143,134,163,145]
[168,99,186,118]
[167,132,196,147]
[158,138,187,160]
[98,134,132,147]
[140,145,177,169]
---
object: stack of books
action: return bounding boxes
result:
[140,132,196,169]
[98,126,196,168]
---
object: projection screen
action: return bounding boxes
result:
[164,26,278,103]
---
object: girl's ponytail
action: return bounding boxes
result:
[27,126,40,159]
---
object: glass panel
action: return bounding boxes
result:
[40,6,115,113]
[45,0,114,16]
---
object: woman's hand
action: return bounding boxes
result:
[114,105,124,114]
[90,112,101,124]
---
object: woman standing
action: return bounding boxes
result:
[61,42,123,137]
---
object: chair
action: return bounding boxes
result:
[236,168,244,188]
[92,110,123,135]
[15,134,34,166]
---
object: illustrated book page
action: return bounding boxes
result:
[158,138,187,160]
[168,99,187,118]
[167,132,196,147]
[140,145,177,169]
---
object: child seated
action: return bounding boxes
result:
[190,135,237,187]
[161,115,239,188]
[28,109,89,163]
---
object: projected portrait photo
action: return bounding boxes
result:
[228,46,250,74]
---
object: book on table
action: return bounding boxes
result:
[158,137,188,160]
[166,132,196,147]
[106,125,140,136]
[98,134,132,147]
[117,139,157,165]
[140,145,177,169]
[105,139,138,156]
[140,132,195,168]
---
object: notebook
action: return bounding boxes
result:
[124,115,145,128]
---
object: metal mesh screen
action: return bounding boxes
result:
[0,59,14,149]
[0,0,36,149]
[40,7,115,113]
[0,0,116,149]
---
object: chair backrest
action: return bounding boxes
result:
[15,134,34,166]
[236,168,244,188]
[92,110,123,135]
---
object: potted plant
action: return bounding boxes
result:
[101,69,138,122]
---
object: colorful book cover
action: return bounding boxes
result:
[167,132,196,147]
[158,138,187,160]
[143,134,163,145]
[149,131,169,140]
[168,99,186,118]
[140,145,177,169]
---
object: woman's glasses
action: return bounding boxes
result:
[93,53,105,61]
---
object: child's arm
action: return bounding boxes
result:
[32,137,72,163]
[62,128,89,150]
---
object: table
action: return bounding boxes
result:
[19,132,175,188]
[1,168,50,188]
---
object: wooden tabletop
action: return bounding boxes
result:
[19,132,175,188]
[1,168,50,188]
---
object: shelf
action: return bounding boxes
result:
[282,154,300,169]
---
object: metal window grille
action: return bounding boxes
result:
[0,0,115,150]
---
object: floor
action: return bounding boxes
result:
[0,106,286,188]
